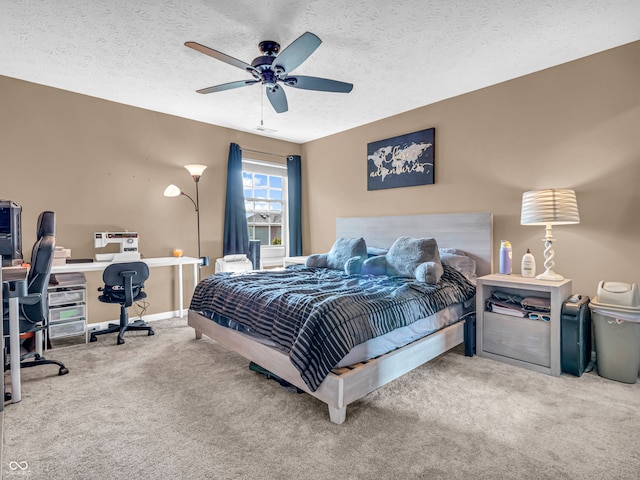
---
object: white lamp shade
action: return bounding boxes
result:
[185,164,207,177]
[521,189,580,226]
[163,184,182,197]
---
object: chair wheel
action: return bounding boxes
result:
[90,335,97,342]
[148,330,155,336]
[59,367,69,376]
[117,337,125,345]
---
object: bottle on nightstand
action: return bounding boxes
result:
[521,249,536,278]
[499,240,512,274]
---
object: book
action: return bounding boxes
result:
[66,258,94,264]
[489,304,527,317]
[1,265,28,282]
[485,299,527,317]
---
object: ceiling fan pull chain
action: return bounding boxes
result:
[260,87,264,127]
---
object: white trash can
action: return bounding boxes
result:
[589,281,640,384]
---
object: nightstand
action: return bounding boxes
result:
[476,274,572,376]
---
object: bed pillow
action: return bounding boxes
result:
[414,261,443,284]
[308,253,365,274]
[439,247,464,256]
[366,246,389,258]
[361,255,388,276]
[386,236,443,284]
[440,251,477,284]
[326,237,367,271]
[344,256,366,275]
[305,253,328,268]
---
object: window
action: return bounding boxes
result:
[242,160,287,249]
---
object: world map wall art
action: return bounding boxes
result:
[367,127,435,190]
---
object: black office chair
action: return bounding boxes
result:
[90,261,154,345]
[3,211,69,378]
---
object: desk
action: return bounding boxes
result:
[1,266,2,409]
[51,257,201,317]
[2,265,29,405]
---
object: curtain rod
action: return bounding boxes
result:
[241,147,290,159]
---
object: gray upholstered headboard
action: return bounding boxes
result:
[335,212,493,277]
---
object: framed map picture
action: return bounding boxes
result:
[367,127,435,190]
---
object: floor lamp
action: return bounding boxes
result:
[520,188,580,281]
[164,164,209,277]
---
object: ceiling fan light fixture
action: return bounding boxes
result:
[185,31,353,115]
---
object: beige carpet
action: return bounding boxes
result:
[2,318,639,480]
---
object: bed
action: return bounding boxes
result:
[188,212,493,424]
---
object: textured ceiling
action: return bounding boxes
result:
[2,1,639,144]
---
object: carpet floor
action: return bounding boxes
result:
[2,318,639,479]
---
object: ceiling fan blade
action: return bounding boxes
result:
[266,85,288,113]
[273,32,321,74]
[185,41,256,73]
[285,75,353,93]
[196,79,259,94]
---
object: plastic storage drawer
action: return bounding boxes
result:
[49,319,85,338]
[49,289,86,306]
[49,304,86,322]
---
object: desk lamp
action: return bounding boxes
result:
[520,188,580,281]
[164,164,209,272]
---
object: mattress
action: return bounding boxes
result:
[200,302,464,369]
[190,264,476,390]
[337,302,464,367]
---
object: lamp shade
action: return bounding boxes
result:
[185,164,207,177]
[163,184,182,197]
[521,189,580,226]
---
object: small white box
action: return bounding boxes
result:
[54,247,71,258]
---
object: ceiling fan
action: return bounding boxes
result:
[185,31,353,114]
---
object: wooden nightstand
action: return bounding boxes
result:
[476,274,572,376]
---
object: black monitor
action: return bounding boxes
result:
[0,200,23,266]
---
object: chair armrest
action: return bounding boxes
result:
[18,293,41,306]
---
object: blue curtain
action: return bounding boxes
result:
[223,143,249,255]
[287,155,302,256]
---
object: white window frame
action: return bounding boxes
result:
[242,158,288,267]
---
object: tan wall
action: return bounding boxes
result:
[2,40,638,322]
[302,41,640,296]
[0,76,301,323]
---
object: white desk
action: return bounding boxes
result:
[51,256,201,317]
[2,266,29,404]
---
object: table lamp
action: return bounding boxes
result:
[164,164,209,273]
[520,189,580,281]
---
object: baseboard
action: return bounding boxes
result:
[85,310,185,332]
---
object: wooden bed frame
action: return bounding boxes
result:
[189,212,493,424]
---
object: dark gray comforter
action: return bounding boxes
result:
[189,264,475,391]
